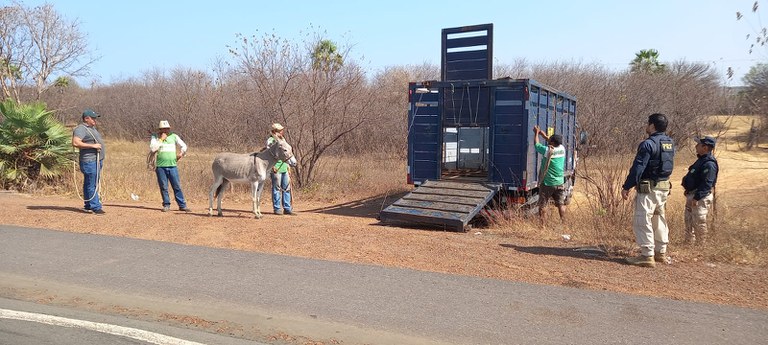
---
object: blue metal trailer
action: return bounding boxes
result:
[379,24,579,231]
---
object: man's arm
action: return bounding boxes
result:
[175,135,188,159]
[532,125,550,144]
[149,135,161,152]
[72,134,101,150]
[622,141,652,191]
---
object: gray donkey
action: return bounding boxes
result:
[208,137,297,218]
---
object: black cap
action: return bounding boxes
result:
[82,109,99,119]
[696,136,716,148]
[549,134,563,146]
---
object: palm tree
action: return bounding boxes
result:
[311,39,343,72]
[0,99,72,190]
[629,49,667,74]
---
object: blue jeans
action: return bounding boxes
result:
[79,160,103,211]
[271,172,292,212]
[155,166,187,208]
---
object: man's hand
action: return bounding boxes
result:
[176,153,183,161]
[533,125,540,134]
[92,143,102,150]
[621,189,630,200]
[272,167,278,173]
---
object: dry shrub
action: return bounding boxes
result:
[299,153,411,204]
[56,140,410,209]
[481,207,547,239]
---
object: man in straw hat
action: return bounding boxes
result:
[267,123,294,215]
[150,120,191,213]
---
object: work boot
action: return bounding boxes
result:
[625,255,656,268]
[179,207,192,212]
[654,253,669,264]
[162,206,170,212]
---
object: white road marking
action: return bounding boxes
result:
[0,308,207,345]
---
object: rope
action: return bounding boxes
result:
[458,84,466,126]
[146,150,157,171]
[451,83,457,125]
[72,151,102,202]
[406,91,426,136]
[72,126,105,203]
[473,84,481,126]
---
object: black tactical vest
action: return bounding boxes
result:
[641,134,675,181]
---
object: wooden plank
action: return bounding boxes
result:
[421,180,496,191]
[393,199,477,213]
[379,210,465,232]
[411,188,490,198]
[402,193,486,206]
[381,205,466,221]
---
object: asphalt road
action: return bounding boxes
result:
[1,225,767,344]
[0,297,258,345]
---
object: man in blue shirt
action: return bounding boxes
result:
[621,113,675,267]
[681,136,718,244]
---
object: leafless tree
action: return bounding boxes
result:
[0,1,96,103]
[228,31,379,187]
[351,63,439,157]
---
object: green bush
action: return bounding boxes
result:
[0,99,72,190]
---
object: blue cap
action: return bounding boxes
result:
[82,109,99,119]
[696,136,716,148]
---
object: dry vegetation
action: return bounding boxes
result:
[486,115,768,265]
[52,141,410,208]
[1,115,766,314]
[38,115,768,267]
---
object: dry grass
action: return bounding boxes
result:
[484,115,768,265]
[39,116,768,266]
[57,141,411,209]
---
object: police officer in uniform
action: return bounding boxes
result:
[681,136,718,244]
[621,113,675,268]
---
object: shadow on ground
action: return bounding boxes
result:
[101,203,158,211]
[304,191,409,219]
[500,244,624,264]
[27,205,86,214]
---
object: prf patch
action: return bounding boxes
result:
[661,143,673,150]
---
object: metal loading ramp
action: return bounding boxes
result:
[379,180,501,231]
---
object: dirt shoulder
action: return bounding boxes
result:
[0,191,765,311]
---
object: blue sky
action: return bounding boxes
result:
[25,0,766,86]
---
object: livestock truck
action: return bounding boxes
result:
[379,24,580,231]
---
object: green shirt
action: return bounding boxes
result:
[150,133,187,168]
[266,137,289,174]
[535,143,566,186]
